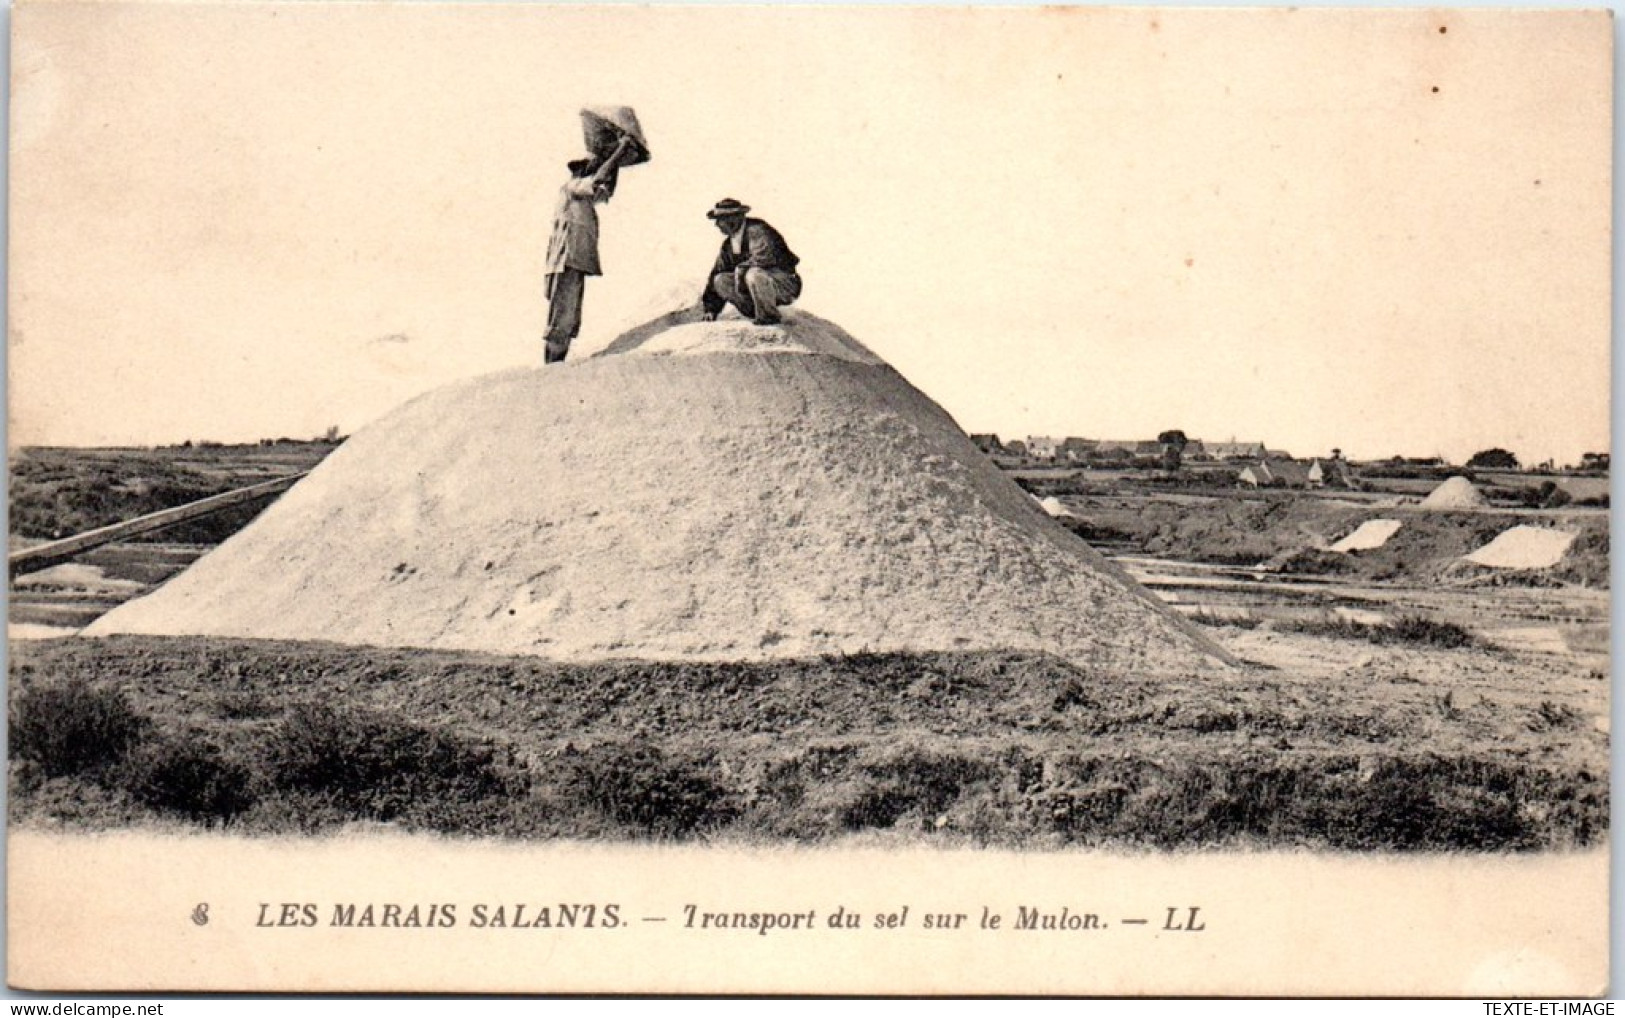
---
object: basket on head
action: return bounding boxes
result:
[581,106,651,166]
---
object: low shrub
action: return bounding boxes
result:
[264,704,515,821]
[213,690,278,720]
[10,681,147,776]
[1189,610,1263,630]
[563,743,735,837]
[1550,528,1610,588]
[1312,756,1535,851]
[1028,752,1589,850]
[1271,549,1354,576]
[1285,612,1474,649]
[1383,613,1475,649]
[1281,615,1370,641]
[124,731,256,824]
[841,750,992,830]
[1054,517,1138,546]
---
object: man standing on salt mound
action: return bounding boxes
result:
[699,198,803,326]
[543,105,651,363]
[542,144,630,363]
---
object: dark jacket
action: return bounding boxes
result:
[701,218,800,314]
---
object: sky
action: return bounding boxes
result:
[7,4,1612,466]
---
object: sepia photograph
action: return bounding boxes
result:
[5,2,1611,996]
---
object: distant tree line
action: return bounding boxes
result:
[169,426,347,450]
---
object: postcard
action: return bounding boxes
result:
[7,3,1610,995]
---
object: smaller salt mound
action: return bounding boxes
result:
[1329,519,1403,553]
[1463,526,1577,570]
[8,623,78,640]
[11,563,144,592]
[1038,496,1075,519]
[1421,476,1488,509]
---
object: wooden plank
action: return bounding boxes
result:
[8,473,308,579]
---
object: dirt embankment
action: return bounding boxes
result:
[9,635,1606,850]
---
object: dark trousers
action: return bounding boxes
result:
[711,268,801,323]
[545,269,586,363]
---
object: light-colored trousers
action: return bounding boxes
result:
[711,268,802,322]
[545,269,587,363]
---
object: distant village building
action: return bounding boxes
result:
[1308,457,1356,489]
[1091,440,1139,455]
[1058,437,1097,462]
[1026,436,1059,460]
[1238,459,1311,488]
[1074,439,1169,464]
[975,432,1295,470]
[1207,441,1268,461]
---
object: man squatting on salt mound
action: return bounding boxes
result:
[699,198,803,326]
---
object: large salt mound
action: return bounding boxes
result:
[1329,519,1402,553]
[1421,476,1488,509]
[1463,526,1578,570]
[89,311,1228,672]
